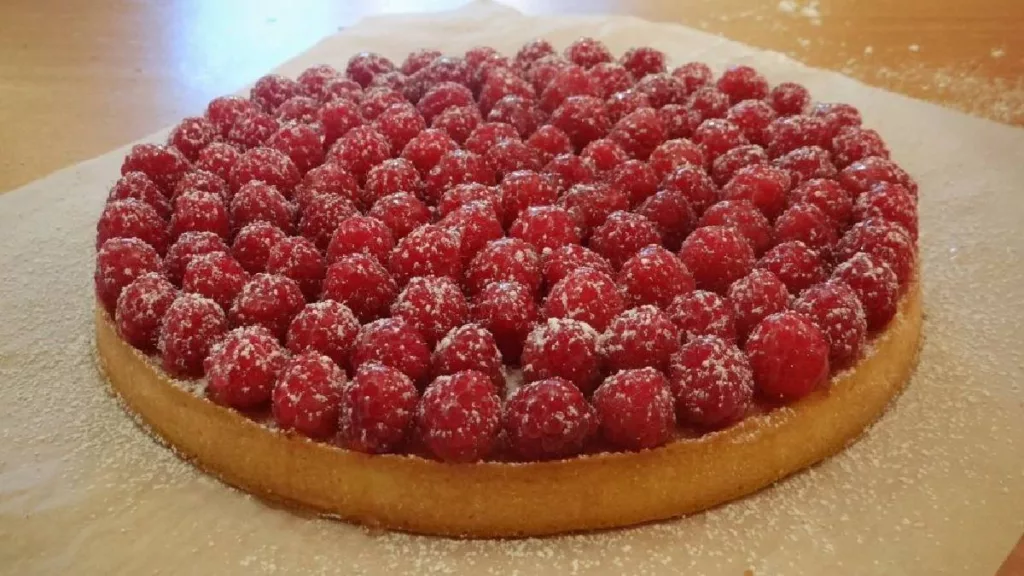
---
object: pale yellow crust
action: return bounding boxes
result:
[94,280,921,538]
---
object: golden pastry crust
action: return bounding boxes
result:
[94,279,921,538]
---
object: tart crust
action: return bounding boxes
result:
[95,278,921,538]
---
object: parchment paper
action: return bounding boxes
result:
[1,2,1022,574]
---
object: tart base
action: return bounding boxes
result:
[95,280,921,538]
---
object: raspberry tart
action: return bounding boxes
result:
[94,38,922,538]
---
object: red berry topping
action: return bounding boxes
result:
[437,182,501,218]
[716,65,769,104]
[274,96,321,125]
[299,194,358,250]
[550,96,611,150]
[509,205,581,253]
[657,103,703,140]
[586,62,632,99]
[831,127,889,169]
[346,52,396,88]
[605,90,653,124]
[679,225,755,294]
[593,367,675,450]
[352,318,431,384]
[525,54,571,93]
[564,37,613,68]
[600,306,680,372]
[831,252,899,331]
[168,116,217,162]
[541,244,614,289]
[607,107,666,160]
[789,178,854,231]
[648,139,706,183]
[487,95,543,138]
[756,240,828,294]
[297,64,342,101]
[401,129,459,177]
[504,378,597,460]
[671,62,714,94]
[745,311,830,401]
[634,73,687,108]
[618,244,695,309]
[837,156,918,199]
[369,193,432,241]
[390,275,469,348]
[471,280,540,362]
[231,222,286,275]
[158,293,228,378]
[173,169,231,203]
[810,102,863,139]
[318,98,364,147]
[853,182,918,239]
[485,139,543,178]
[607,159,658,207]
[417,370,502,462]
[660,164,720,215]
[322,254,398,323]
[339,362,418,452]
[589,211,662,270]
[228,146,301,196]
[416,82,475,125]
[544,267,625,332]
[225,110,280,151]
[121,143,191,194]
[267,122,324,173]
[543,154,598,193]
[466,238,542,296]
[688,86,731,121]
[297,161,361,210]
[96,199,169,255]
[229,273,306,340]
[621,46,667,79]
[725,100,777,146]
[424,149,496,204]
[668,336,754,429]
[667,290,737,344]
[464,122,521,156]
[431,323,504,387]
[635,189,697,251]
[327,215,395,266]
[321,77,363,104]
[206,95,259,137]
[431,104,483,145]
[773,202,839,254]
[230,181,295,234]
[286,300,359,369]
[726,268,791,341]
[768,82,811,116]
[402,49,443,75]
[698,199,773,256]
[182,251,248,311]
[792,281,868,367]
[251,74,303,112]
[498,170,559,225]
[410,56,471,99]
[205,325,288,409]
[274,352,347,440]
[526,124,574,165]
[515,38,557,69]
[363,157,424,206]
[373,102,427,153]
[115,272,178,352]
[169,190,230,242]
[721,163,792,221]
[559,182,629,236]
[266,236,325,301]
[835,218,915,286]
[195,142,241,183]
[328,126,392,183]
[521,317,602,394]
[438,201,505,264]
[693,118,749,161]
[766,115,830,158]
[580,138,629,172]
[388,224,462,286]
[773,145,837,187]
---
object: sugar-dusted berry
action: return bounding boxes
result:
[588,211,662,270]
[504,378,596,461]
[327,215,395,266]
[667,290,738,344]
[168,116,217,162]
[195,142,241,183]
[205,325,288,409]
[635,189,696,251]
[619,245,695,309]
[206,95,259,137]
[229,273,306,340]
[600,306,680,372]
[544,267,625,332]
[726,268,791,341]
[648,139,706,183]
[299,194,358,250]
[541,244,614,289]
[286,300,359,370]
[231,222,286,275]
[431,323,504,388]
[773,202,839,255]
[853,182,918,239]
[792,281,868,367]
[472,280,540,362]
[115,272,178,352]
[368,192,432,241]
[339,362,418,452]
[228,146,301,196]
[96,199,169,255]
[466,238,542,296]
[831,252,899,331]
[593,367,676,451]
[660,164,720,215]
[363,157,424,207]
[788,178,853,231]
[558,182,629,237]
[182,251,249,311]
[274,352,347,440]
[607,107,666,160]
[159,293,229,378]
[230,181,295,234]
[388,224,463,286]
[352,318,431,384]
[417,370,502,462]
[169,190,230,242]
[721,163,792,221]
[698,199,774,256]
[768,82,810,116]
[834,218,915,286]
[607,159,658,207]
[346,52,397,88]
[391,275,469,348]
[322,254,399,323]
[121,143,191,194]
[668,335,753,429]
[745,311,830,400]
[725,99,777,146]
[679,225,755,294]
[756,240,827,294]
[509,205,581,253]
[266,236,325,301]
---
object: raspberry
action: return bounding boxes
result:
[544,267,625,332]
[605,90,653,125]
[229,273,306,340]
[416,82,475,125]
[509,205,581,253]
[716,65,769,104]
[543,154,598,194]
[299,194,358,250]
[230,181,295,234]
[431,323,504,387]
[121,143,191,194]
[589,211,662,270]
[417,371,502,462]
[410,56,471,99]
[853,182,918,239]
[497,169,557,226]
[401,130,460,178]
[286,300,359,369]
[231,222,286,275]
[402,49,443,75]
[660,164,720,215]
[158,293,228,378]
[679,225,755,294]
[322,254,398,323]
[564,37,613,68]
[698,199,773,255]
[206,95,259,137]
[671,62,714,94]
[326,215,395,266]
[600,306,680,372]
[688,86,731,121]
[550,96,611,150]
[540,65,601,114]
[634,73,687,109]
[559,182,629,237]
[692,118,749,162]
[368,192,432,240]
[789,178,853,231]
[321,78,363,104]
[523,316,603,393]
[792,281,868,367]
[274,352,347,440]
[339,362,418,452]
[831,252,899,331]
[580,138,629,172]
[327,126,392,183]
[725,100,777,146]
[465,239,541,297]
[726,268,791,341]
[298,161,361,210]
[363,158,424,206]
[437,182,502,219]
[391,276,469,348]
[195,142,241,183]
[810,102,863,139]
[831,127,889,169]
[711,145,769,189]
[352,318,431,384]
[317,98,364,147]
[487,95,543,139]
[369,72,412,100]
[266,122,324,173]
[515,38,556,69]
[169,191,230,243]
[834,218,916,287]
[96,199,169,255]
[837,156,918,199]
[722,163,792,221]
[648,139,705,183]
[621,46,666,78]
[430,104,483,146]
[766,115,830,158]
[635,190,697,251]
[666,290,738,344]
[756,240,827,294]
[618,244,695,308]
[173,170,231,203]
[479,68,537,115]
[668,336,754,429]
[388,224,462,286]
[471,280,540,362]
[745,311,830,401]
[204,325,288,409]
[526,55,571,95]
[181,251,248,311]
[424,149,497,204]
[542,244,614,289]
[297,64,342,101]
[773,203,839,254]
[587,62,633,100]
[504,378,597,460]
[526,125,573,165]
[485,139,542,178]
[266,236,325,301]
[115,273,178,352]
[373,103,427,153]
[274,96,321,125]
[593,368,675,450]
[607,108,666,160]
[464,122,520,156]
[250,74,303,112]
[598,165,650,211]
[657,104,703,140]
[346,52,396,88]
[228,146,301,196]
[773,145,837,187]
[768,82,810,116]
[225,111,280,151]
[438,201,504,263]
[168,116,217,162]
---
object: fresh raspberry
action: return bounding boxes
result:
[837,156,918,199]
[417,371,502,462]
[363,158,423,207]
[522,316,602,393]
[605,90,653,125]
[589,211,662,270]
[792,281,868,367]
[471,280,540,362]
[266,236,325,301]
[635,190,697,251]
[773,202,839,254]
[834,218,916,287]
[299,194,358,250]
[390,276,469,348]
[666,61,710,93]
[388,224,462,286]
[327,126,392,183]
[320,77,363,104]
[607,108,666,160]
[679,225,755,294]
[173,170,231,203]
[773,147,835,189]
[401,130,460,178]
[409,56,470,100]
[508,205,580,253]
[495,170,555,226]
[666,290,738,344]
[326,215,395,266]
[593,368,675,450]
[225,111,280,151]
[487,95,543,139]
[401,49,442,75]
[317,98,364,147]
[463,122,520,156]
[297,161,361,210]
[424,149,496,204]
[274,352,347,440]
[168,116,217,162]
[586,62,632,100]
[605,160,656,208]
[204,325,288,409]
[660,164,720,215]
[96,199,169,255]
[115,272,178,352]
[853,182,918,239]
[756,240,827,294]
[564,36,613,68]
[431,323,504,388]
[745,311,830,400]
[698,199,773,255]
[550,96,611,150]
[618,244,696,309]
[322,254,398,323]
[195,142,241,183]
[121,143,191,194]
[228,146,301,196]
[464,239,541,297]
[485,139,543,179]
[692,118,749,162]
[365,71,410,101]
[96,237,164,315]
[768,82,811,116]
[657,104,703,140]
[181,251,248,311]
[230,181,295,234]
[346,52,396,88]
[726,268,791,341]
[438,201,505,264]
[544,267,625,332]
[416,82,474,125]
[810,102,863,139]
[297,64,342,101]
[436,182,501,218]
[373,103,427,154]
[831,252,899,331]
[526,125,574,165]
[619,46,665,78]
[600,306,680,372]
[634,73,687,109]
[540,65,602,114]
[648,139,705,183]
[831,127,889,169]
[231,222,286,275]
[789,178,854,231]
[368,192,432,240]
[668,336,754,429]
[766,115,830,158]
[206,95,259,137]
[250,74,303,112]
[286,300,359,369]
[688,86,731,121]
[725,99,777,146]
[710,145,769,188]
[274,96,321,125]
[716,65,769,104]
[479,68,537,115]
[159,293,228,378]
[721,163,792,221]
[169,191,230,243]
[266,122,324,174]
[352,318,431,384]
[559,182,630,237]
[579,138,629,173]
[541,244,614,289]
[229,273,306,340]
[504,378,596,461]
[525,54,572,95]
[543,154,598,194]
[515,38,557,69]
[338,362,418,452]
